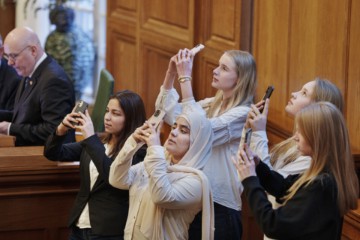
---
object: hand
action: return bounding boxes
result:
[0,121,10,134]
[232,144,259,181]
[76,110,95,138]
[247,99,270,131]
[56,112,79,136]
[145,120,163,146]
[133,121,163,146]
[167,55,178,75]
[133,123,150,143]
[174,48,194,78]
[245,100,263,129]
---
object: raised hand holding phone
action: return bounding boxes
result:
[76,109,95,139]
[148,109,166,129]
[71,100,89,126]
[260,86,274,113]
[73,100,89,115]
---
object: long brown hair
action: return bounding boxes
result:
[102,90,146,158]
[207,50,257,117]
[270,78,344,167]
[283,102,358,215]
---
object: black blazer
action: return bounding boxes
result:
[8,56,75,146]
[0,58,21,111]
[44,133,146,236]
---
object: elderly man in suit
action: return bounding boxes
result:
[0,33,21,111]
[0,27,75,146]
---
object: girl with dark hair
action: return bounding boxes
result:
[44,90,147,240]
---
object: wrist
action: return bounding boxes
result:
[178,76,192,83]
[61,120,73,129]
[166,70,177,76]
[56,126,68,136]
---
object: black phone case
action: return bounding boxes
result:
[262,86,275,100]
[74,100,88,114]
[260,86,274,113]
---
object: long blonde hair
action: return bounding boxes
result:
[270,78,344,167]
[283,102,358,216]
[207,50,257,117]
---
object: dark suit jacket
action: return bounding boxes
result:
[7,56,75,146]
[44,133,146,236]
[0,58,21,110]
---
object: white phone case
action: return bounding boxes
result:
[148,109,166,128]
[190,44,205,55]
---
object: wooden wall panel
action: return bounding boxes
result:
[253,0,359,155]
[202,0,241,50]
[288,0,348,94]
[106,0,138,93]
[139,44,176,115]
[107,1,137,21]
[195,51,219,99]
[253,0,291,134]
[142,0,190,27]
[112,35,137,91]
[347,0,360,153]
[0,0,16,38]
[140,0,193,43]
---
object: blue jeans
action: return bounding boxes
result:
[189,202,242,240]
[69,227,123,240]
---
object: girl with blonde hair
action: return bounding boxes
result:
[246,78,344,178]
[234,102,359,239]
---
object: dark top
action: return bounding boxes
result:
[44,133,146,236]
[0,56,75,146]
[242,161,342,240]
[0,58,21,110]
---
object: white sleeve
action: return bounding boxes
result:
[250,130,273,169]
[155,86,207,124]
[276,156,311,177]
[109,136,144,189]
[210,105,250,147]
[144,146,202,209]
[154,86,182,125]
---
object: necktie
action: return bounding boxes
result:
[21,77,31,97]
[24,77,30,89]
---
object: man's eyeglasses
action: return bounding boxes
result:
[3,45,31,62]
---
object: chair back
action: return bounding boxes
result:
[91,69,114,132]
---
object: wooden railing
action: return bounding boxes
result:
[0,146,80,240]
[0,134,15,147]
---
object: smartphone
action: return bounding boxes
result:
[73,100,89,114]
[148,109,166,129]
[244,128,252,145]
[190,44,205,55]
[260,85,275,113]
[262,85,275,100]
[71,100,89,125]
